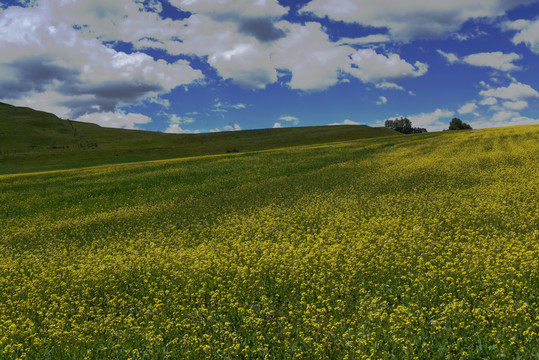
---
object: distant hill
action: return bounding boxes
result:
[0,102,398,174]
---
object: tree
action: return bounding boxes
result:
[448,117,472,130]
[385,117,427,134]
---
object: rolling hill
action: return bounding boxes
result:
[1,123,538,359]
[0,102,398,174]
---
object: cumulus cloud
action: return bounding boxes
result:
[408,108,454,131]
[480,97,498,106]
[76,111,152,129]
[329,119,362,125]
[170,0,288,19]
[376,96,387,105]
[165,124,192,134]
[0,2,202,122]
[279,115,299,125]
[223,123,242,131]
[458,102,477,114]
[172,0,289,44]
[502,100,528,110]
[271,22,354,91]
[470,113,539,129]
[162,1,290,89]
[273,122,282,128]
[462,52,521,71]
[479,82,539,101]
[300,0,537,41]
[375,82,405,91]
[1,0,425,97]
[170,114,195,124]
[345,49,428,84]
[438,50,522,71]
[503,18,539,54]
[337,34,390,46]
[437,49,460,64]
[27,0,185,52]
[212,100,248,112]
[176,14,279,89]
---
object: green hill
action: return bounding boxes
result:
[1,124,538,359]
[0,102,397,174]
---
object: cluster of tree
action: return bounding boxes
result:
[385,117,473,134]
[448,117,472,130]
[384,117,427,134]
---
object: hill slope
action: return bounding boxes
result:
[0,102,397,174]
[1,124,538,358]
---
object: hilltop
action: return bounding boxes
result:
[0,102,397,174]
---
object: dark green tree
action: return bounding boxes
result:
[385,117,427,134]
[448,117,472,130]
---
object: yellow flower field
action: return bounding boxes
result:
[1,125,538,359]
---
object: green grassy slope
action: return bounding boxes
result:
[0,102,397,174]
[1,125,537,359]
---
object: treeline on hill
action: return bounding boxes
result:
[384,117,427,134]
[385,117,473,134]
[448,117,472,130]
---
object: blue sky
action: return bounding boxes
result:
[0,0,538,133]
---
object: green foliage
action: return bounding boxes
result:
[385,117,427,134]
[448,117,472,130]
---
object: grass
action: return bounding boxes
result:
[1,121,538,359]
[0,102,397,174]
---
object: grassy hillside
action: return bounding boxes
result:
[1,124,538,359]
[0,102,397,174]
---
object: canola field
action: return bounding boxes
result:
[1,125,538,359]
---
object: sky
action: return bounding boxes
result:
[0,0,538,133]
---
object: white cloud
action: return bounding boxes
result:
[492,110,517,123]
[329,119,361,125]
[1,0,428,97]
[438,50,522,71]
[502,100,528,111]
[148,96,171,108]
[479,97,498,106]
[437,49,460,64]
[408,108,454,131]
[176,17,356,91]
[346,49,428,84]
[479,82,539,101]
[503,19,539,54]
[273,122,282,128]
[279,115,299,124]
[458,102,477,114]
[337,34,390,45]
[170,0,288,19]
[462,52,521,71]
[223,123,242,131]
[37,0,183,51]
[375,82,405,91]
[300,0,536,41]
[212,100,249,112]
[165,124,192,134]
[177,15,278,89]
[508,116,539,125]
[271,22,353,91]
[8,91,74,120]
[76,111,152,129]
[170,114,195,124]
[376,96,387,105]
[0,2,202,120]
[470,113,539,129]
